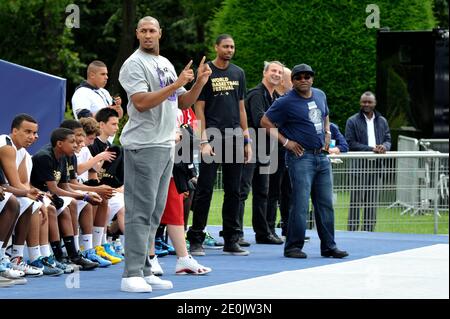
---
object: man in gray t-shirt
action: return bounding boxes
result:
[118,16,211,293]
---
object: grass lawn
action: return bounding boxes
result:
[187,190,449,235]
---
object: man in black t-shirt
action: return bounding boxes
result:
[187,34,252,256]
[31,128,100,270]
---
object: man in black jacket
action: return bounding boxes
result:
[239,61,284,245]
[345,91,391,231]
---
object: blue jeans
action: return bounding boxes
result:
[285,151,337,252]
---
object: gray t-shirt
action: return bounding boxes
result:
[119,49,186,150]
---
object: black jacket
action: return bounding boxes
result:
[245,83,279,163]
[345,110,391,151]
[245,83,279,129]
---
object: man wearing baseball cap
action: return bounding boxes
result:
[261,63,349,259]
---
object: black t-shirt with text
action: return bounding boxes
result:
[31,143,68,192]
[199,62,246,134]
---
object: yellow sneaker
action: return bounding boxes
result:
[95,246,122,264]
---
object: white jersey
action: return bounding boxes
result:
[0,134,26,181]
[72,86,113,119]
[0,135,40,214]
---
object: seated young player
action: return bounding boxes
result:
[31,128,101,270]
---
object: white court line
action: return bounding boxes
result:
[155,244,449,299]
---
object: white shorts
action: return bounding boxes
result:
[42,196,52,208]
[57,196,76,216]
[0,192,13,212]
[108,192,124,223]
[73,190,93,218]
[57,194,90,218]
[11,197,42,236]
[17,197,40,216]
[76,199,89,218]
[31,200,43,215]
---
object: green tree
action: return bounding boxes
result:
[70,0,222,100]
[0,0,85,85]
[209,0,436,130]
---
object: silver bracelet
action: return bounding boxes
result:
[282,138,289,147]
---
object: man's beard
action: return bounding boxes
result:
[141,45,159,55]
[294,85,310,96]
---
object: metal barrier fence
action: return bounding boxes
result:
[209,151,448,234]
[419,138,449,153]
[329,152,448,234]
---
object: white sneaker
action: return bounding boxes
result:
[144,274,173,289]
[0,267,25,279]
[175,255,212,275]
[150,256,164,276]
[0,256,25,279]
[121,277,152,293]
[10,256,43,277]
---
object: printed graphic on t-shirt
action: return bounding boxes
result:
[307,101,323,134]
[66,161,76,180]
[211,77,239,96]
[53,170,61,184]
[155,64,176,101]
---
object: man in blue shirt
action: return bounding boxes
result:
[261,64,348,259]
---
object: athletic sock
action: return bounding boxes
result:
[156,224,165,238]
[62,236,78,258]
[92,226,104,247]
[40,244,52,258]
[101,233,107,245]
[74,234,80,252]
[50,240,64,260]
[11,244,24,258]
[81,234,93,251]
[28,246,41,262]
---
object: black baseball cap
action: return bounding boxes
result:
[291,64,315,79]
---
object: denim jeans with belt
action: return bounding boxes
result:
[285,150,337,253]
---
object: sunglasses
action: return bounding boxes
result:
[293,74,312,81]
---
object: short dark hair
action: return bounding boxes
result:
[51,128,74,147]
[87,60,107,76]
[11,113,37,132]
[60,119,83,131]
[215,34,233,45]
[95,108,119,124]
